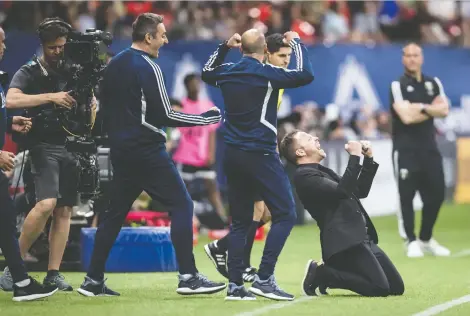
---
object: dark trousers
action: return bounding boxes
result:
[393,149,445,241]
[0,171,28,283]
[87,144,197,280]
[223,146,296,284]
[320,240,404,297]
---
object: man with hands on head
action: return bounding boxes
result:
[279,131,404,297]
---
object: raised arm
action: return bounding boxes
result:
[139,55,221,128]
[263,32,314,89]
[201,33,240,87]
[297,150,363,201]
[355,141,379,199]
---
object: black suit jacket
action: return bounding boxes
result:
[294,155,379,261]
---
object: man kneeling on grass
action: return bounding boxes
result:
[279,131,405,297]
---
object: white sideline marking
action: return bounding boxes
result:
[451,249,470,258]
[233,296,315,316]
[411,294,470,316]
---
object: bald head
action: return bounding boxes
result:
[241,29,266,55]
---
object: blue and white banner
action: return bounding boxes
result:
[2,31,470,114]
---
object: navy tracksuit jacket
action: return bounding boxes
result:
[202,38,314,283]
[86,47,221,279]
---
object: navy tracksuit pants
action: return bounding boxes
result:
[223,145,296,284]
[87,144,197,280]
[0,171,28,282]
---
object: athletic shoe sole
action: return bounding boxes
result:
[249,287,294,301]
[225,295,256,301]
[176,284,227,295]
[301,259,314,296]
[13,288,58,302]
[76,288,119,297]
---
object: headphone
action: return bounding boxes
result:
[36,18,72,37]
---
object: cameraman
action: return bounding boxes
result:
[1,18,82,292]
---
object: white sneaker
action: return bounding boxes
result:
[420,239,451,256]
[407,240,424,258]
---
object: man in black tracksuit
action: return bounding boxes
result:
[389,42,450,258]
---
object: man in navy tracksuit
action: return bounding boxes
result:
[77,13,226,297]
[0,26,58,301]
[202,30,314,301]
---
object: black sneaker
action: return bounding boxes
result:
[43,273,73,292]
[249,275,294,301]
[12,277,58,302]
[242,267,257,283]
[77,276,120,297]
[204,242,229,279]
[176,273,226,295]
[301,260,328,296]
[225,283,256,301]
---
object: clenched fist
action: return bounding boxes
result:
[360,140,373,158]
[227,33,242,48]
[345,141,362,156]
[283,31,300,44]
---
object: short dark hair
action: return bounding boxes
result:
[279,130,300,164]
[132,13,164,42]
[183,73,200,89]
[266,33,289,54]
[38,17,69,43]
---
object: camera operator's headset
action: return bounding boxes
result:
[37,18,72,38]
[36,18,96,138]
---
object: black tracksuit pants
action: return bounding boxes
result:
[0,171,28,283]
[393,149,445,242]
[319,239,405,297]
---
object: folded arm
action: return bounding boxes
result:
[390,81,429,125]
[421,78,449,118]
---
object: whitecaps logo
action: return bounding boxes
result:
[333,55,381,116]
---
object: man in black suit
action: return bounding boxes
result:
[279,130,404,297]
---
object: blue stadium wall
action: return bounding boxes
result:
[2,31,470,111]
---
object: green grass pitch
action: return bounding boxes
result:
[1,204,470,316]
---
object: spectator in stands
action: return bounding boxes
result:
[322,1,350,43]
